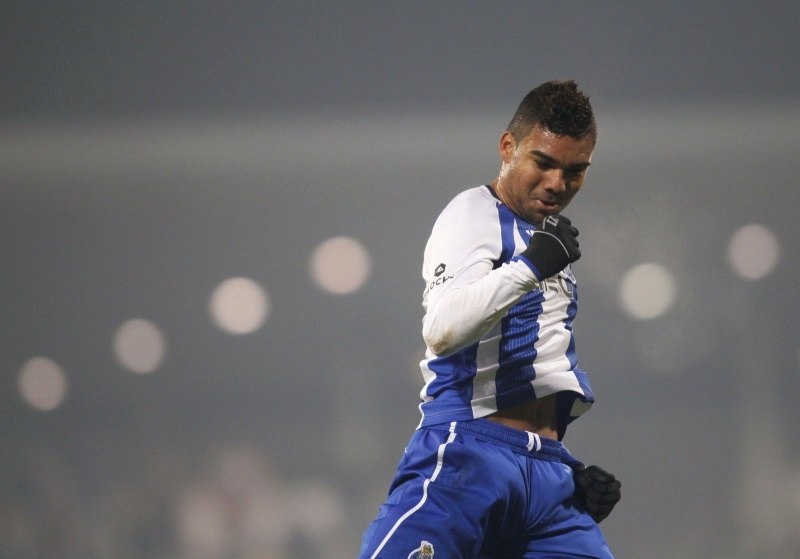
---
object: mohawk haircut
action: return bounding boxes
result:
[506,80,596,144]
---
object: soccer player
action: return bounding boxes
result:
[359,81,621,558]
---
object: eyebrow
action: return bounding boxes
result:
[531,150,591,171]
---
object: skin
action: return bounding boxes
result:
[488,124,595,439]
[491,125,595,227]
[489,393,561,439]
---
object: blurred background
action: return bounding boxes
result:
[2,1,799,558]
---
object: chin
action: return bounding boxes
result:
[531,210,548,224]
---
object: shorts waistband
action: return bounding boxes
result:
[445,419,583,468]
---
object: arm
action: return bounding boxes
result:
[421,192,579,356]
[422,259,539,356]
[420,191,534,356]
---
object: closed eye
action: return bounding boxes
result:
[565,166,588,178]
[534,158,556,170]
[531,150,591,175]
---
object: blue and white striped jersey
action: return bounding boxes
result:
[418,185,594,429]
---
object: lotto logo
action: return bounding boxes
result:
[429,263,454,290]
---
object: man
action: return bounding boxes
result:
[359,81,621,558]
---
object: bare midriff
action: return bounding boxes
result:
[487,393,559,441]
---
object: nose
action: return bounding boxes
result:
[543,169,566,193]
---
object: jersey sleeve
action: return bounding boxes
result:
[421,189,539,356]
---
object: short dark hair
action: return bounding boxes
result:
[506,80,596,144]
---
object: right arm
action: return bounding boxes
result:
[422,259,538,356]
[421,195,580,357]
[420,192,539,356]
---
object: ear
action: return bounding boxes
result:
[499,131,516,164]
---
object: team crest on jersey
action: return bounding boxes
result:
[561,264,576,283]
[407,540,435,559]
[538,266,577,299]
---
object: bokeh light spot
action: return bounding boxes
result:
[17,357,68,411]
[727,224,781,280]
[618,262,677,320]
[113,318,166,374]
[209,277,270,334]
[309,236,371,295]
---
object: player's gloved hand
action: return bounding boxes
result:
[573,464,622,523]
[520,214,580,280]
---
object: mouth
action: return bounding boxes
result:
[536,198,560,213]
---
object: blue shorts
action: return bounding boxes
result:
[359,419,614,559]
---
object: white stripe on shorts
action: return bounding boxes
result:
[369,422,458,559]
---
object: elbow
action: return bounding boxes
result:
[423,323,457,357]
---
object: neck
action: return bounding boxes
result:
[490,178,507,205]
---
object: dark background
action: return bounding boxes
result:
[2,2,799,558]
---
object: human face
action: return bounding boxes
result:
[494,126,594,226]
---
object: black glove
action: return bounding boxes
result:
[520,214,580,280]
[573,464,622,523]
